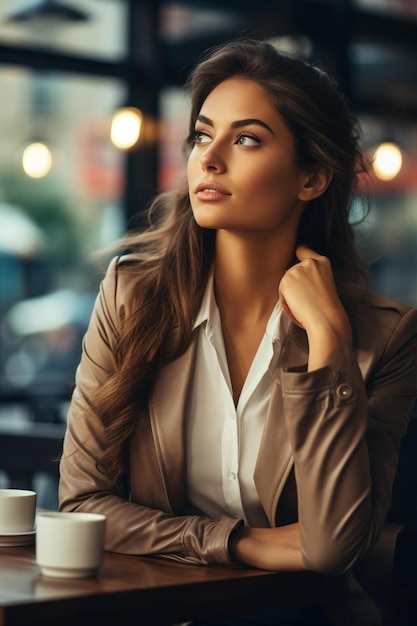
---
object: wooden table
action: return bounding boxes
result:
[0,545,325,626]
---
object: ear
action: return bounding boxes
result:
[297,166,333,201]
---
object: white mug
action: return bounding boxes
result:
[0,489,37,533]
[36,511,106,578]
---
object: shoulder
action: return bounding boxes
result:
[103,253,142,286]
[343,283,415,325]
[342,283,417,359]
[99,253,143,322]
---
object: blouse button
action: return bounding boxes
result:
[229,472,237,480]
[336,383,353,400]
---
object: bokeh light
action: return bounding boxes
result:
[110,107,143,150]
[22,142,52,178]
[373,142,403,181]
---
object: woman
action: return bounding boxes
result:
[59,39,417,623]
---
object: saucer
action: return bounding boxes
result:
[0,529,36,547]
[39,565,99,579]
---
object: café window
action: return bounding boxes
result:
[0,0,129,425]
[0,66,126,407]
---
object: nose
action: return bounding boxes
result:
[199,142,226,173]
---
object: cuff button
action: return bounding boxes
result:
[336,383,353,400]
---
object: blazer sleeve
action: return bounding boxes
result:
[58,256,242,566]
[280,302,417,575]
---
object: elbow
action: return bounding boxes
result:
[301,521,374,575]
[302,543,361,576]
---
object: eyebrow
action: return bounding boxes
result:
[197,114,275,135]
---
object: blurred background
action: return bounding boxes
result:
[0,0,416,508]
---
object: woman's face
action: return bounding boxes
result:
[187,76,312,235]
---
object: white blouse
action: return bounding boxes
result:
[185,274,288,527]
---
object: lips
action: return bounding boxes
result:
[194,181,231,201]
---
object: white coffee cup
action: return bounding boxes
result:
[36,511,106,578]
[0,489,37,533]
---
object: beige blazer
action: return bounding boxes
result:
[59,255,417,575]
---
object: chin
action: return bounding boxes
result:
[191,208,222,229]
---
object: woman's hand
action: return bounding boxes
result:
[279,245,352,371]
[229,522,307,571]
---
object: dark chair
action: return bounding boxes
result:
[0,420,64,508]
[356,403,417,625]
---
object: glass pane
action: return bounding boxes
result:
[0,66,126,414]
[355,0,417,18]
[0,0,127,60]
[352,43,417,113]
[159,86,189,191]
[161,2,244,43]
[358,115,417,308]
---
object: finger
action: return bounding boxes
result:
[279,292,305,329]
[295,245,323,262]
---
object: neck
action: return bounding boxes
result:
[213,229,295,324]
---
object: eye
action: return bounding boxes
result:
[235,132,261,146]
[194,130,211,145]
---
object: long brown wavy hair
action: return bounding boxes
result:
[93,39,370,484]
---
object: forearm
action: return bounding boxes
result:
[229,523,307,571]
[59,407,242,566]
[60,482,241,565]
[306,319,352,373]
[281,355,375,574]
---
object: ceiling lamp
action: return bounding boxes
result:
[4,0,90,23]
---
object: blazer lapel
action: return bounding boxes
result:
[149,338,197,513]
[254,322,309,525]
